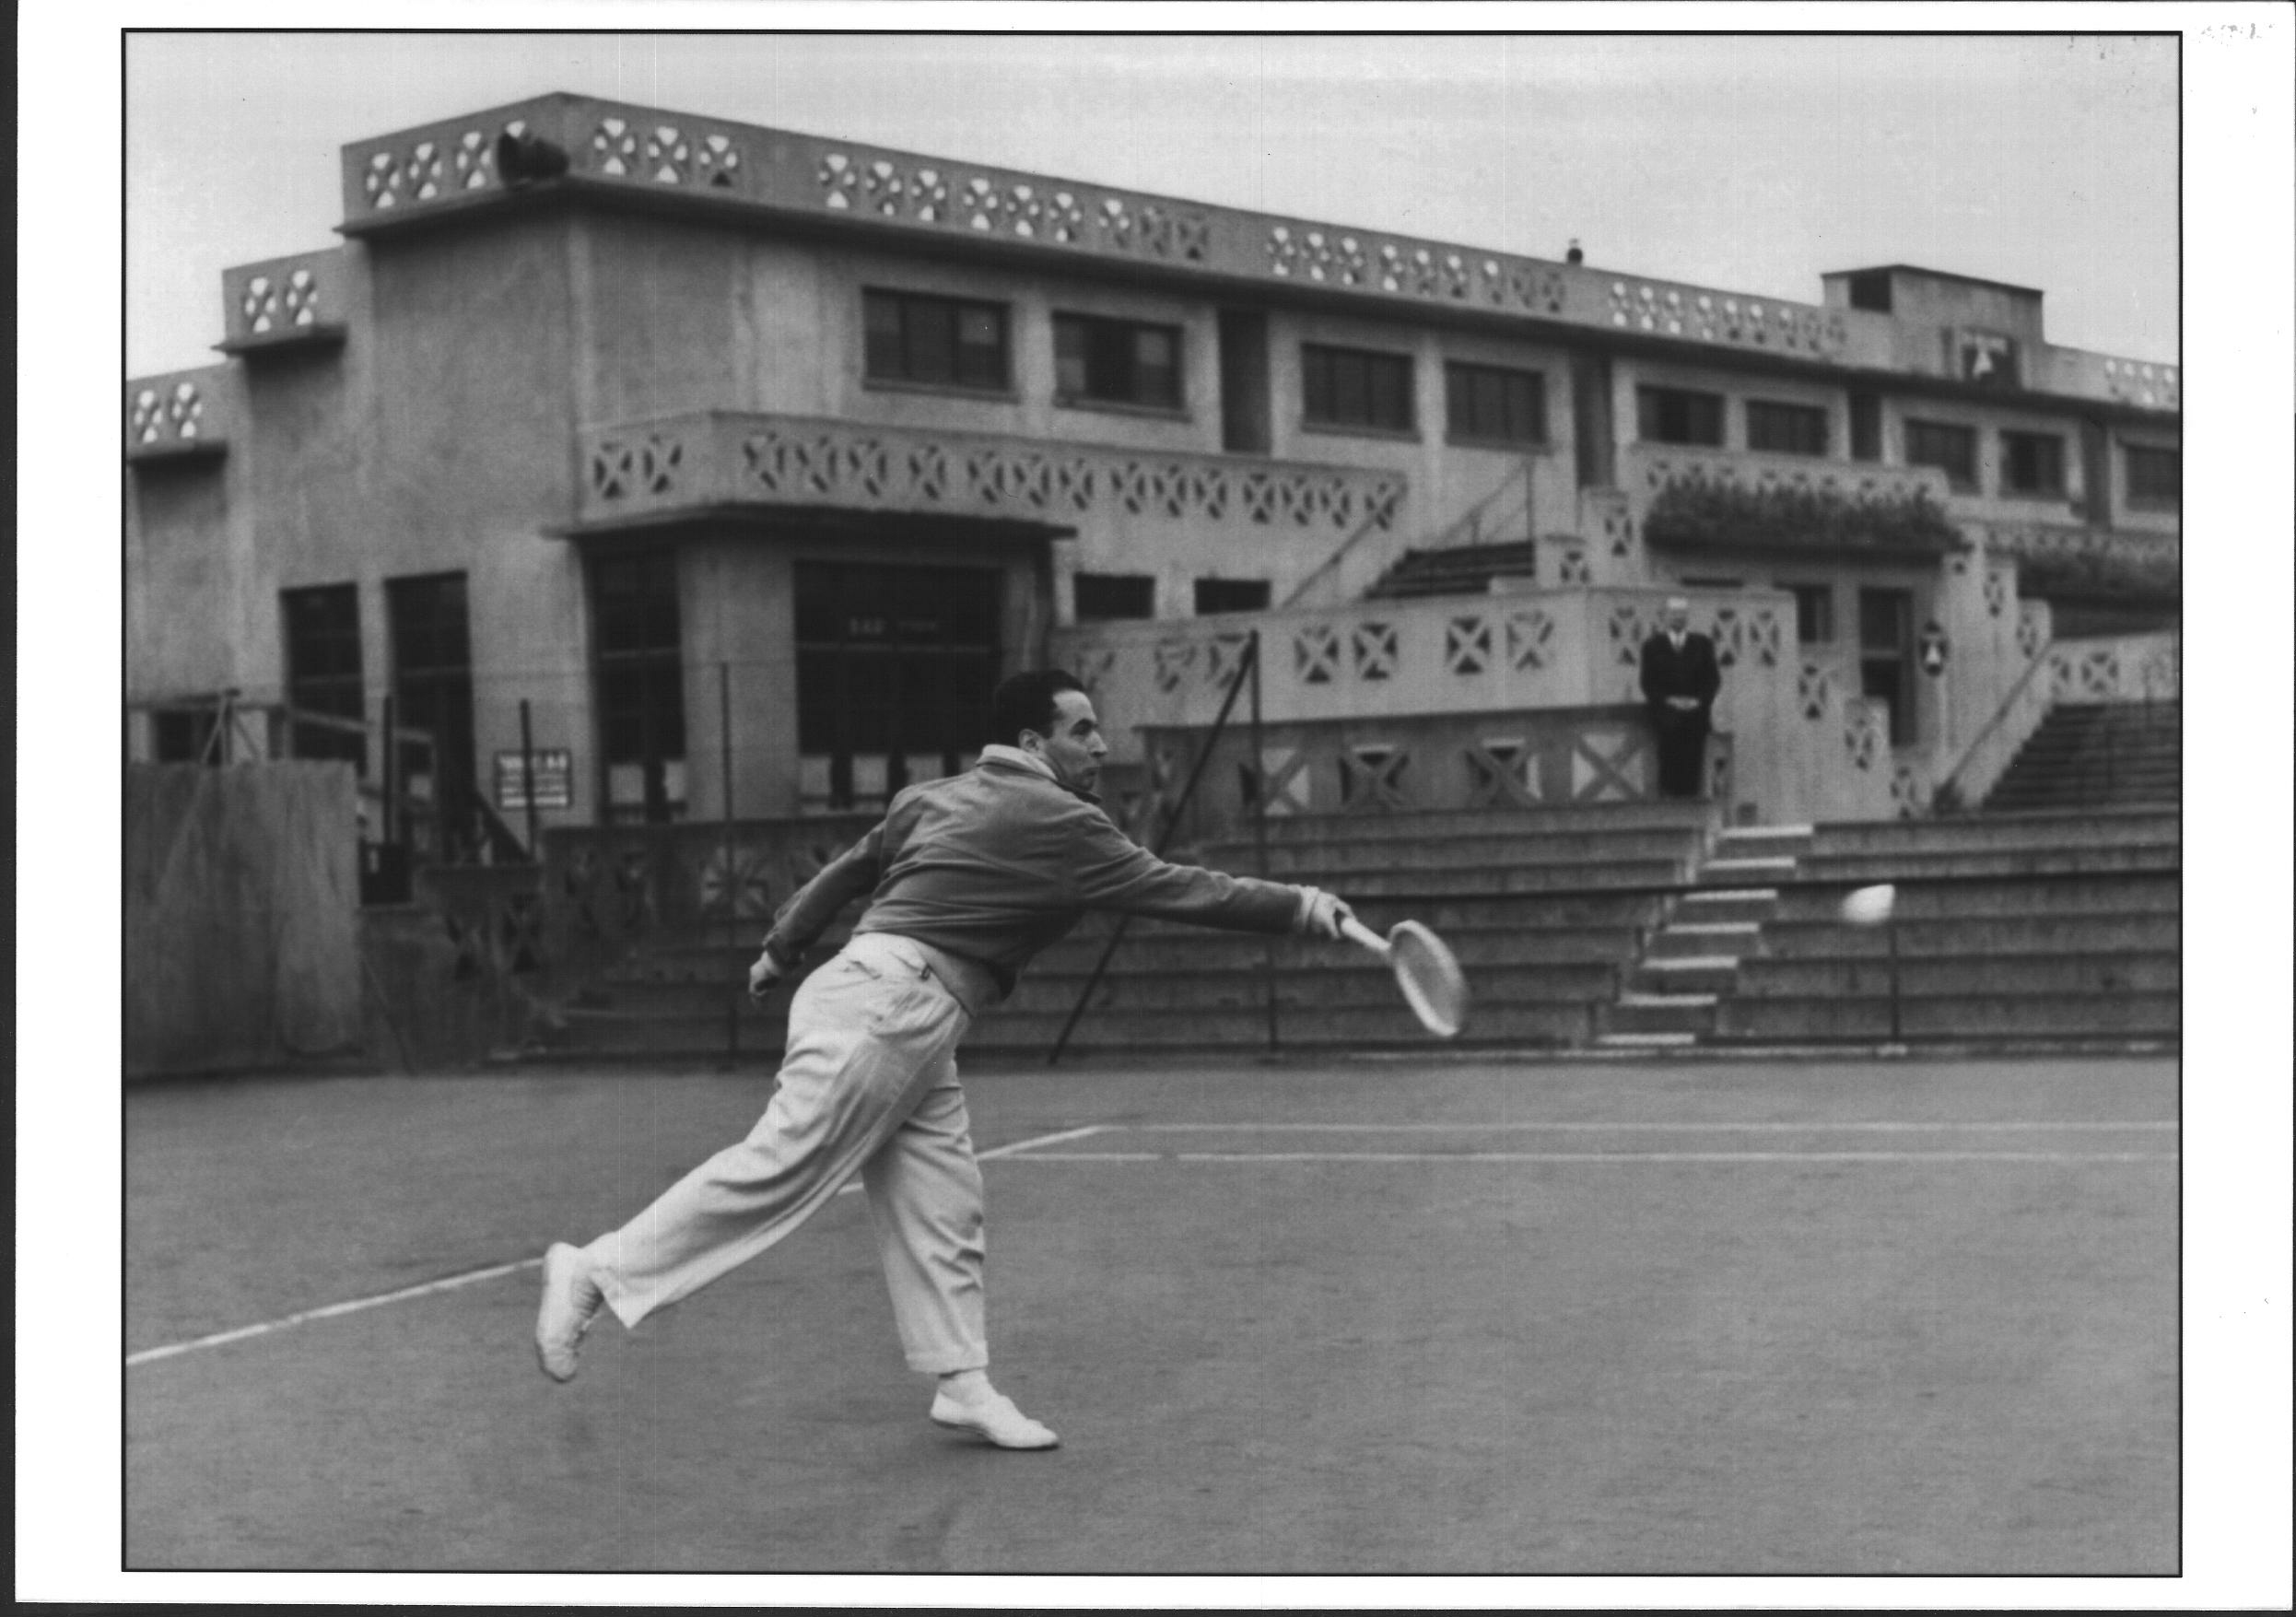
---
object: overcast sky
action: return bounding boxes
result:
[127,30,2183,377]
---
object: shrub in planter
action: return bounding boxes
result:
[1643,478,1964,556]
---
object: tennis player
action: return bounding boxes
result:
[535,669,1354,1448]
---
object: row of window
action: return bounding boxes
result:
[273,574,474,779]
[1075,573,1272,622]
[1638,382,2180,505]
[863,287,1551,445]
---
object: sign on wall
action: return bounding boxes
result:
[496,748,573,810]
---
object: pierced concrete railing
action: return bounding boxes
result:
[219,247,350,354]
[573,411,1405,538]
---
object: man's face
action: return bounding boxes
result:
[1664,601,1691,635]
[1025,688,1109,794]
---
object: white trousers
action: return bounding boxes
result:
[584,932,990,1373]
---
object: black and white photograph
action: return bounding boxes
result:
[17,2,2293,1608]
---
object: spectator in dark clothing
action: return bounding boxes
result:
[1639,596,1722,799]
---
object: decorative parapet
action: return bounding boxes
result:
[2032,346,2180,415]
[1054,584,1787,735]
[220,248,349,354]
[124,367,235,462]
[572,411,1406,536]
[1980,520,2178,572]
[2047,631,2180,706]
[342,94,1928,375]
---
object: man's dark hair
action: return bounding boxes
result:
[990,669,1085,746]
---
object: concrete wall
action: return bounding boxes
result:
[124,763,363,1077]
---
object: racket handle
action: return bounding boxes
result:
[1339,916,1390,955]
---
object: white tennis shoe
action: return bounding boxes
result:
[534,1242,604,1382]
[930,1388,1060,1449]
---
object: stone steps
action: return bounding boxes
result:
[1716,992,2180,1043]
[1983,702,2181,813]
[1734,952,2180,998]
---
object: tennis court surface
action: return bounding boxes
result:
[126,1052,2176,1576]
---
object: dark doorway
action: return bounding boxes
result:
[796,561,1002,811]
[1858,587,1915,746]
[589,551,687,824]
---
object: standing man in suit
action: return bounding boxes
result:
[1639,595,1722,799]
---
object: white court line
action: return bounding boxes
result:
[125,1124,1113,1370]
[123,1259,540,1368]
[1123,1120,2179,1133]
[1006,1150,2178,1165]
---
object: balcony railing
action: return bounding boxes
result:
[571,411,1407,538]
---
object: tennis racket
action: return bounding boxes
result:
[1340,916,1470,1038]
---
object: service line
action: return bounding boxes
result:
[127,1124,1114,1369]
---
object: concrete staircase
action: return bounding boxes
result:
[1364,542,1542,600]
[1595,825,1812,1049]
[1712,806,2179,1045]
[1984,700,2179,812]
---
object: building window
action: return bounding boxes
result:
[387,572,479,850]
[1074,573,1155,621]
[2124,444,2180,508]
[1635,385,1725,447]
[1904,418,1978,492]
[1054,313,1182,410]
[282,582,366,769]
[1746,400,1828,457]
[862,288,1009,392]
[1444,362,1547,446]
[1786,582,1836,645]
[590,551,686,824]
[2000,431,2066,498]
[1194,578,1271,615]
[797,562,1001,812]
[1847,271,1892,312]
[1302,344,1414,434]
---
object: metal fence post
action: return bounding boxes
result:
[1886,909,1904,1045]
[518,698,541,861]
[721,660,738,1057]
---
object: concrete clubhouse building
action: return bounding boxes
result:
[126,91,2181,854]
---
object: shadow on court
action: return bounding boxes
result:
[125,1054,2176,1575]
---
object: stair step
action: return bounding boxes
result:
[1595,1031,1698,1048]
[1701,857,1798,877]
[1617,991,1719,1008]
